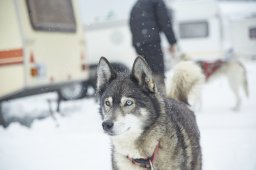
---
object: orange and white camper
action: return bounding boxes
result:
[0,0,89,101]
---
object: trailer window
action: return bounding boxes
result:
[27,0,76,32]
[249,27,256,40]
[179,21,209,39]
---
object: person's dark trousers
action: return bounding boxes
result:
[135,42,166,94]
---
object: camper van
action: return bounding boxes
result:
[0,0,89,103]
[167,0,256,60]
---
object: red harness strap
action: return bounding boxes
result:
[127,142,160,169]
[197,60,225,80]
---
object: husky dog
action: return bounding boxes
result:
[173,54,249,111]
[97,56,202,170]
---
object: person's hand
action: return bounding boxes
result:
[169,44,176,58]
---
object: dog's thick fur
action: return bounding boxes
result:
[97,56,202,170]
[166,61,205,110]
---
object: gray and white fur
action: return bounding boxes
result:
[97,56,202,170]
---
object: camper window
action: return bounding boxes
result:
[179,21,208,39]
[26,0,76,32]
[249,27,256,40]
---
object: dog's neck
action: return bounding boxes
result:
[111,128,144,158]
[111,122,164,158]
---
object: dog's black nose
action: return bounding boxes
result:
[102,121,114,131]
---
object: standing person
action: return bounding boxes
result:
[129,0,177,94]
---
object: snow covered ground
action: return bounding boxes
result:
[0,61,256,170]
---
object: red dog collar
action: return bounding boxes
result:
[127,142,160,169]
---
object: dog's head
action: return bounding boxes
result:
[96,57,161,136]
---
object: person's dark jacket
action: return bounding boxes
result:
[129,0,177,48]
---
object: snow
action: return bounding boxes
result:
[0,61,256,170]
[0,99,112,170]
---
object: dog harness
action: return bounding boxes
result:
[127,142,160,169]
[197,60,225,80]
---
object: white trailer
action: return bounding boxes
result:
[167,0,256,60]
[0,0,89,102]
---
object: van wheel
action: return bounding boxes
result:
[58,82,88,101]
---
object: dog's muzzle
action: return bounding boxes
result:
[102,121,114,131]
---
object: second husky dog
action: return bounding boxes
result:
[171,54,249,111]
[97,56,202,170]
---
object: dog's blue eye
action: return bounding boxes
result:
[105,100,111,107]
[125,100,133,106]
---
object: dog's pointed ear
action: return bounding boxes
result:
[97,57,116,92]
[131,56,156,93]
